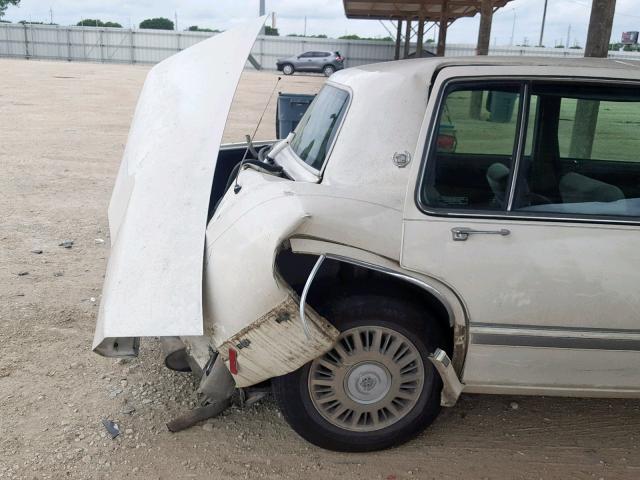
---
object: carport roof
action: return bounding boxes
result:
[343,0,513,20]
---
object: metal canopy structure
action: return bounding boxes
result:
[343,0,514,57]
[344,0,510,20]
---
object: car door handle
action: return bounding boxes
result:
[451,227,510,241]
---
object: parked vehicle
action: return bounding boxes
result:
[276,50,345,76]
[94,19,640,452]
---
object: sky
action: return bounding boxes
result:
[3,0,639,47]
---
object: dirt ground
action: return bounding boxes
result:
[1,58,639,480]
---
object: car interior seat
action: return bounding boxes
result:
[486,162,510,208]
[559,172,625,204]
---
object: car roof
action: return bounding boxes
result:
[331,55,640,85]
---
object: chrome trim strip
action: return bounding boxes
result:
[299,254,326,339]
[506,82,529,211]
[471,323,640,350]
[472,322,640,336]
[473,333,640,351]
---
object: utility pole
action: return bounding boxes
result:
[174,12,178,31]
[304,16,307,36]
[259,0,266,16]
[569,0,616,159]
[538,0,548,46]
[49,7,53,25]
[566,24,571,48]
[510,9,516,46]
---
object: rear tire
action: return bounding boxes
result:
[273,294,444,452]
[323,65,336,77]
[282,64,294,75]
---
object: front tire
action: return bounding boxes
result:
[273,294,444,452]
[282,64,294,75]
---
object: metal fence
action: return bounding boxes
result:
[1,23,639,68]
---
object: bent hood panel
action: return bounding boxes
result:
[93,17,265,356]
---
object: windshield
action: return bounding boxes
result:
[290,85,349,171]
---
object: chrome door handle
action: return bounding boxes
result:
[451,227,510,241]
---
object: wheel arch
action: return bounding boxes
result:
[276,237,469,376]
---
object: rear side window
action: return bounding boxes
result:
[421,83,522,210]
[290,85,349,171]
[513,83,640,218]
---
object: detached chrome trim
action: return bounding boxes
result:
[429,348,464,407]
[299,254,326,339]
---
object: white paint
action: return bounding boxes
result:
[93,17,266,355]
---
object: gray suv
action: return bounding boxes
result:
[276,51,345,76]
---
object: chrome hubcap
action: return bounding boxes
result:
[308,326,424,432]
[345,362,390,404]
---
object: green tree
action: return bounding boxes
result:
[139,17,174,30]
[77,19,121,28]
[0,0,19,19]
[187,25,220,33]
[264,25,278,36]
[339,34,392,41]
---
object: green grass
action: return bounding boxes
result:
[442,90,640,163]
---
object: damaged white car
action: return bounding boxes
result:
[94,17,640,451]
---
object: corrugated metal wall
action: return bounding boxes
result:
[1,23,639,67]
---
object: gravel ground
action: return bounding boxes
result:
[1,58,639,480]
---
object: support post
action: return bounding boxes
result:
[23,22,29,58]
[569,0,616,159]
[437,0,448,56]
[394,19,402,60]
[404,18,412,58]
[437,19,447,56]
[130,29,135,64]
[476,0,492,55]
[470,0,492,118]
[416,17,425,58]
[67,27,72,61]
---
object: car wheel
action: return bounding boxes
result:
[323,65,336,77]
[282,64,294,75]
[273,294,444,452]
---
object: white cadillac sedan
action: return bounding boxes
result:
[93,18,640,451]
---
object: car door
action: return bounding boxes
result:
[312,51,329,71]
[401,66,640,396]
[296,52,314,71]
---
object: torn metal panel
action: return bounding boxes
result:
[216,294,339,388]
[93,17,266,356]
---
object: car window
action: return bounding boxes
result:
[421,83,522,210]
[513,83,640,218]
[299,52,313,58]
[290,85,349,171]
[320,52,331,57]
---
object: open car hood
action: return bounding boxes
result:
[93,17,266,356]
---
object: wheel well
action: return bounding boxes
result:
[275,249,454,357]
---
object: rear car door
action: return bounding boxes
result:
[297,51,315,71]
[401,66,640,395]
